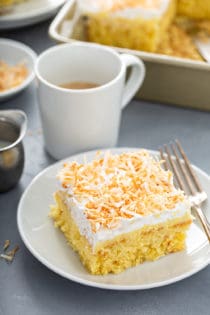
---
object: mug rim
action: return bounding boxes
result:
[35,42,125,93]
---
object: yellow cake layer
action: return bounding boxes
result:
[178,0,210,20]
[50,191,192,275]
[157,24,203,61]
[85,0,176,52]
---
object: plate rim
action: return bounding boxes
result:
[0,0,66,29]
[17,147,210,290]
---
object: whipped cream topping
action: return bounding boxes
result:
[58,150,191,249]
[66,196,191,248]
[78,0,171,19]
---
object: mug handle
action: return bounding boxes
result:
[120,54,145,109]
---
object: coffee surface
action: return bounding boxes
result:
[60,81,100,90]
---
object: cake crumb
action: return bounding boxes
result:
[0,244,19,263]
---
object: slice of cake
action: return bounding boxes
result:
[78,0,176,52]
[50,150,192,275]
[178,0,210,20]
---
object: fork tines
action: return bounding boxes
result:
[159,140,210,241]
[159,140,202,196]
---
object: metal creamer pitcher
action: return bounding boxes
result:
[0,110,27,192]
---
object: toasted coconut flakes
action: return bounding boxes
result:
[0,245,19,263]
[7,245,19,258]
[3,239,10,251]
[58,151,185,232]
[0,60,28,92]
[0,254,13,262]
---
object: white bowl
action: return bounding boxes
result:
[0,38,37,101]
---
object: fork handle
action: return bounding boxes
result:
[192,206,210,242]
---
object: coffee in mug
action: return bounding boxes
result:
[60,81,100,90]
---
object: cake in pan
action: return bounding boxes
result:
[178,0,210,20]
[157,24,203,61]
[50,150,192,275]
[78,0,176,52]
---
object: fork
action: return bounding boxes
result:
[159,140,210,242]
[194,35,210,63]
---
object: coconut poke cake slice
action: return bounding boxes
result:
[78,0,176,52]
[50,150,192,275]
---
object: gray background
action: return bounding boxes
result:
[1,19,210,315]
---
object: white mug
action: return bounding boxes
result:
[35,43,145,160]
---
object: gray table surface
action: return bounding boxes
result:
[1,19,210,315]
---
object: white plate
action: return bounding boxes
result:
[0,0,66,30]
[0,39,37,101]
[17,148,210,290]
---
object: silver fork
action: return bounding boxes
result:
[194,35,210,63]
[159,140,210,242]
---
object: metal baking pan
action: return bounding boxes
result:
[49,0,210,110]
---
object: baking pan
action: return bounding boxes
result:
[49,0,210,110]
